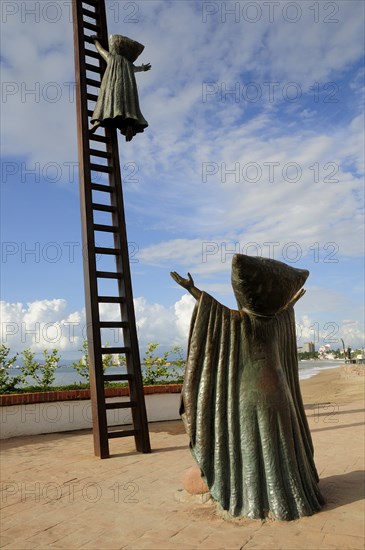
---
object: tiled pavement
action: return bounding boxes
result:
[1,399,364,549]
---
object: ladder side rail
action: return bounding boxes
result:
[97,0,151,452]
[72,0,108,458]
[106,131,151,453]
[73,0,151,456]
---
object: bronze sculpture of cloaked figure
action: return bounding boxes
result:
[171,254,324,521]
[90,34,151,141]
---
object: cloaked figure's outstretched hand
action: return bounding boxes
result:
[170,272,202,300]
[134,63,151,73]
[170,271,194,290]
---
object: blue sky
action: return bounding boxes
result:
[1,0,364,358]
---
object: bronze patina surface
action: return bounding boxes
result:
[171,254,324,521]
[90,34,151,141]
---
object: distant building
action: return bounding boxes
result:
[303,342,315,353]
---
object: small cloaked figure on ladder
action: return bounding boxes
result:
[90,34,151,141]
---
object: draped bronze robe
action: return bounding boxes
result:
[91,53,148,138]
[180,255,324,520]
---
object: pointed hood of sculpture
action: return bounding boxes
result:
[231,254,309,317]
[108,34,144,62]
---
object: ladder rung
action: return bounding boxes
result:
[94,224,118,232]
[85,49,100,60]
[82,8,97,19]
[90,163,112,173]
[86,77,101,87]
[87,92,99,102]
[84,35,97,45]
[83,21,100,32]
[92,203,116,212]
[89,134,110,143]
[98,296,125,303]
[102,347,129,354]
[96,271,122,279]
[104,373,132,382]
[106,401,137,410]
[100,321,128,328]
[83,0,99,7]
[86,63,103,74]
[95,247,120,255]
[108,429,138,439]
[94,223,118,233]
[90,149,111,159]
[88,109,94,117]
[91,183,114,193]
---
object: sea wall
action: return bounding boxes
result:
[0,385,182,439]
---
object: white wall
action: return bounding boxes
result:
[0,394,181,439]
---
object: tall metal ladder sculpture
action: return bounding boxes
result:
[72,0,151,458]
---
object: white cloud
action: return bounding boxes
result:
[0,299,83,353]
[296,314,364,349]
[2,0,364,176]
[174,294,196,337]
[2,292,362,356]
[1,1,364,355]
[0,295,196,356]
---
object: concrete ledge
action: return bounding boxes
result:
[0,385,182,439]
[0,384,182,406]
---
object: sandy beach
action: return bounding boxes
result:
[300,363,365,404]
[0,363,364,549]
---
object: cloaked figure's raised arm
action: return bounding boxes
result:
[170,271,240,319]
[170,272,202,301]
[91,36,110,62]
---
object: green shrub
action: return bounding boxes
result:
[72,339,118,383]
[21,348,60,390]
[142,342,185,385]
[73,340,185,385]
[72,339,89,382]
[0,340,186,395]
[0,344,22,393]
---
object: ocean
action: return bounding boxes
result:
[7,359,343,388]
[298,359,344,379]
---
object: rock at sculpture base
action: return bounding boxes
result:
[183,466,210,495]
